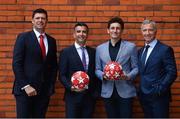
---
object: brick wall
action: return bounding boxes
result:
[0,0,179,117]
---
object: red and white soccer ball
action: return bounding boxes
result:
[103,61,124,80]
[71,71,90,90]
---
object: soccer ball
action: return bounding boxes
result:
[103,61,124,80]
[71,71,90,89]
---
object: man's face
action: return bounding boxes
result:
[141,24,156,44]
[107,23,123,40]
[73,26,88,46]
[32,13,47,32]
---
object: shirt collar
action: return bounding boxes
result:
[33,28,45,38]
[145,39,157,48]
[74,42,86,49]
[109,39,121,47]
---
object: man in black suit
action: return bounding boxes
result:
[12,8,57,118]
[59,22,100,118]
[138,19,177,118]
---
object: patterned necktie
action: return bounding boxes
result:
[141,45,150,66]
[81,47,87,71]
[39,35,46,59]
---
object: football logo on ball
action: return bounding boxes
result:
[103,61,124,80]
[71,71,90,89]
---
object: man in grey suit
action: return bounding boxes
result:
[95,17,138,118]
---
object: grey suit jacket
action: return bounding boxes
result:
[95,40,138,98]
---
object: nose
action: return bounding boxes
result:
[114,28,117,32]
[145,30,150,34]
[79,31,83,35]
[39,18,43,21]
[112,28,117,32]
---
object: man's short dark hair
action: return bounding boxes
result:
[74,22,89,33]
[32,8,48,19]
[107,17,124,30]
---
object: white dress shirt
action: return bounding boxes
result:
[33,28,48,55]
[143,39,158,64]
[74,42,89,69]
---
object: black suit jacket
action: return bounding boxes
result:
[59,45,101,102]
[12,30,57,96]
[138,40,177,96]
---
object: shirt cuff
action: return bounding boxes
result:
[21,85,30,90]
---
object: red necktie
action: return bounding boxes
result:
[39,35,46,59]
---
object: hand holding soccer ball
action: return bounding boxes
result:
[71,71,89,92]
[103,61,125,80]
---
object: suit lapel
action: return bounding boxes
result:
[30,31,43,59]
[115,40,126,63]
[138,46,146,71]
[46,34,51,59]
[86,47,91,72]
[72,45,85,70]
[144,41,160,71]
[104,41,111,61]
[86,46,94,73]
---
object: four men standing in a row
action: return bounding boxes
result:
[12,8,177,118]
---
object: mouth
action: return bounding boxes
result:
[112,32,120,35]
[145,35,152,38]
[38,23,44,26]
[78,35,86,39]
[144,36,153,41]
[112,34,119,37]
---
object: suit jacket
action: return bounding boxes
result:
[12,30,57,96]
[59,45,101,102]
[138,40,177,96]
[95,40,139,98]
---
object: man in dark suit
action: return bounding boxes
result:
[12,8,57,118]
[138,19,177,118]
[59,22,100,118]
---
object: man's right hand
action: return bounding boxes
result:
[24,85,37,96]
[103,73,108,80]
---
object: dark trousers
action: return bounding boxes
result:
[15,95,50,118]
[65,93,96,118]
[103,87,133,118]
[139,91,170,118]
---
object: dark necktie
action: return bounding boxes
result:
[39,35,46,59]
[81,47,87,71]
[141,45,150,66]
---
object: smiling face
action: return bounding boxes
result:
[73,26,88,46]
[107,22,123,41]
[32,13,47,33]
[141,23,157,44]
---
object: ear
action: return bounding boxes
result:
[32,19,34,24]
[73,32,76,39]
[107,28,110,34]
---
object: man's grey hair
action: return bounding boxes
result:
[141,19,157,31]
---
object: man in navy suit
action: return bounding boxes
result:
[59,22,100,118]
[12,8,57,118]
[138,20,177,118]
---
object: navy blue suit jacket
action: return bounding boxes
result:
[59,45,101,102]
[138,40,177,96]
[12,30,57,96]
